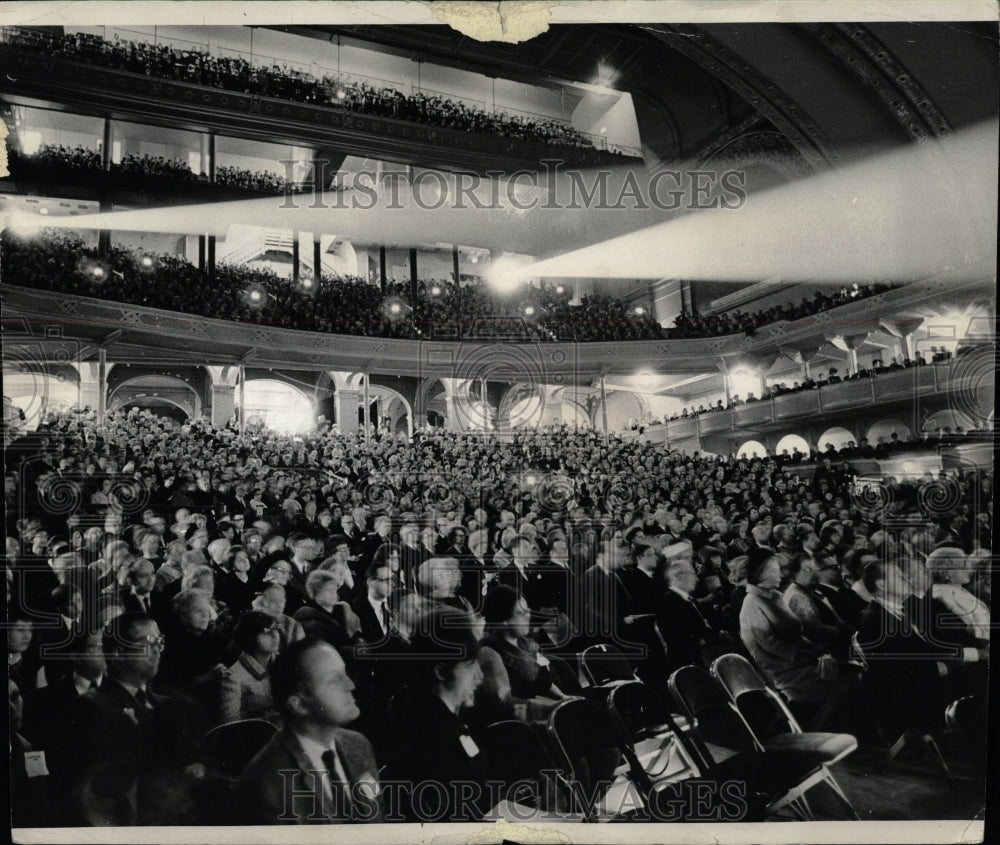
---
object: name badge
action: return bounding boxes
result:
[24,750,49,778]
[459,734,480,758]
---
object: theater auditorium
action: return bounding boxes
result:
[1,13,996,832]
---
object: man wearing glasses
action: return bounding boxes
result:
[61,612,204,825]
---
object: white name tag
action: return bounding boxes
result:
[24,750,49,778]
[459,734,480,758]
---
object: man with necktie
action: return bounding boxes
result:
[351,560,396,644]
[233,638,383,824]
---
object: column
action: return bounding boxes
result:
[75,362,103,413]
[208,236,217,285]
[599,372,609,444]
[210,384,236,427]
[97,348,108,420]
[313,236,322,284]
[826,333,871,376]
[238,364,246,436]
[198,236,206,272]
[379,247,387,292]
[452,245,460,283]
[362,372,371,444]
[292,235,300,284]
[536,385,565,428]
[336,390,361,434]
[879,317,925,364]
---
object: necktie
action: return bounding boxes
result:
[139,595,149,614]
[134,688,154,710]
[321,747,351,817]
[380,602,391,634]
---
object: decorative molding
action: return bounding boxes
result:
[640,24,837,170]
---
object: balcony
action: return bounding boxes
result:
[696,410,734,435]
[666,418,698,441]
[0,44,631,176]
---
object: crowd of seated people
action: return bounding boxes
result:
[4,27,611,154]
[3,230,903,345]
[5,403,991,825]
[5,144,300,194]
[669,285,893,339]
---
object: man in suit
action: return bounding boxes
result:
[814,555,868,629]
[233,638,383,824]
[120,558,164,621]
[783,554,854,657]
[657,556,728,677]
[64,612,204,825]
[351,560,395,644]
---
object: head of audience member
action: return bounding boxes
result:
[305,569,344,612]
[7,611,34,660]
[181,565,216,594]
[172,588,215,634]
[233,609,281,663]
[747,547,782,590]
[270,638,359,740]
[253,583,287,619]
[407,608,483,714]
[263,560,293,586]
[127,558,156,597]
[365,560,394,604]
[207,538,231,567]
[185,524,210,552]
[71,629,107,684]
[787,552,819,590]
[925,545,970,587]
[102,611,164,689]
[666,557,699,596]
[417,557,462,600]
[631,542,658,575]
[861,560,911,608]
[481,585,530,641]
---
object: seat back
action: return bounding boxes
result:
[668,666,756,763]
[204,718,277,777]
[546,698,624,818]
[711,653,797,740]
[480,720,569,809]
[580,643,638,687]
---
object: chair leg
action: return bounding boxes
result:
[921,733,955,786]
[823,771,861,820]
[795,794,816,821]
[888,728,917,762]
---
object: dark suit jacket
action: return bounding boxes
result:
[232,727,382,824]
[656,588,718,675]
[294,601,357,649]
[351,595,391,645]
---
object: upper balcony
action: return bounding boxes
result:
[0,27,637,176]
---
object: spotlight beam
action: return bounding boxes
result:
[524,121,997,285]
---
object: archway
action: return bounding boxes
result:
[775,433,810,458]
[3,370,79,432]
[238,379,314,433]
[866,418,912,445]
[115,398,190,424]
[109,375,200,420]
[737,440,767,459]
[922,409,976,434]
[818,426,856,452]
[368,384,414,438]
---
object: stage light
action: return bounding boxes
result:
[470,254,479,264]
[140,256,154,268]
[336,88,346,100]
[430,285,441,296]
[487,255,525,294]
[91,266,105,279]
[524,306,535,317]
[302,278,314,289]
[555,285,565,294]
[389,302,401,315]
[634,306,646,315]
[600,126,608,135]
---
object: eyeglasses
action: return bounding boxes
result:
[259,625,281,635]
[126,634,166,651]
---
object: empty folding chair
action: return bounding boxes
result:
[546,698,626,820]
[580,643,639,688]
[480,719,576,815]
[710,653,860,819]
[668,666,833,821]
[607,680,700,794]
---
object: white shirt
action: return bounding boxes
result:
[295,731,351,806]
[367,596,389,636]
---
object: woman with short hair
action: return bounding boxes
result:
[217,610,281,724]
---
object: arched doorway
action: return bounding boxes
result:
[775,433,810,459]
[238,379,314,433]
[818,426,856,452]
[737,440,767,459]
[109,375,200,420]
